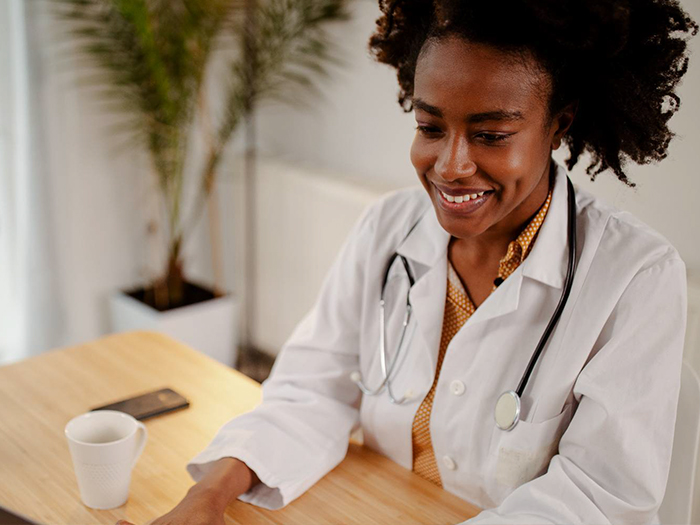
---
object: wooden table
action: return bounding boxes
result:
[0,331,479,525]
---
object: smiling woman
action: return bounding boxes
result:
[123,2,698,525]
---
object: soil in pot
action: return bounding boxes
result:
[126,281,219,312]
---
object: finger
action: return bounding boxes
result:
[115,521,135,525]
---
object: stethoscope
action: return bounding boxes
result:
[351,176,577,431]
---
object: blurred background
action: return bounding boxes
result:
[0,0,699,385]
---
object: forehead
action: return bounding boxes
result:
[413,36,550,118]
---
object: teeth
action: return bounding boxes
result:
[441,190,489,203]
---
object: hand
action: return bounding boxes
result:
[115,489,226,525]
[114,457,257,525]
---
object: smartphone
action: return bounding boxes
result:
[91,387,190,421]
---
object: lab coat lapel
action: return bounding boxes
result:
[521,163,570,289]
[396,210,450,375]
[467,270,523,324]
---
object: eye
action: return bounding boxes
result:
[415,125,443,137]
[476,132,514,144]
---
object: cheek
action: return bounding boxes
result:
[485,134,549,179]
[470,149,527,191]
[495,150,531,175]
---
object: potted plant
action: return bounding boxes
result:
[53,0,349,365]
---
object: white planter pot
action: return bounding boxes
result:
[109,289,240,367]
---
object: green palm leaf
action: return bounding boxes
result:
[52,0,349,306]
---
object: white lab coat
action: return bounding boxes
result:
[187,163,687,524]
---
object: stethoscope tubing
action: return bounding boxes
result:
[514,176,577,398]
[354,254,417,402]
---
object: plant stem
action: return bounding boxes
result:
[179,143,223,248]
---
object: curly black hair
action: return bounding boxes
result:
[369,0,698,186]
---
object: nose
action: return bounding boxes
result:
[434,133,477,181]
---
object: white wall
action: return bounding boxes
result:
[257,0,700,273]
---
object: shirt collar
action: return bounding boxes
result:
[500,179,554,269]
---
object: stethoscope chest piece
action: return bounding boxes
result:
[494,391,521,431]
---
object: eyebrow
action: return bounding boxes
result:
[469,110,525,123]
[413,98,525,123]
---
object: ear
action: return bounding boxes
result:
[551,102,578,150]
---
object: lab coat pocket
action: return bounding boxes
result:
[488,404,573,488]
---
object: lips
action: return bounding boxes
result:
[433,182,493,196]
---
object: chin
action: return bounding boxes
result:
[433,210,486,240]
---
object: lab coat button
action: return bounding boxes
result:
[450,380,466,396]
[404,389,415,400]
[442,455,457,470]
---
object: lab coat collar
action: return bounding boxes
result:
[520,162,570,290]
[395,203,450,270]
[394,198,450,375]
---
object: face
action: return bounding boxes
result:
[410,36,573,243]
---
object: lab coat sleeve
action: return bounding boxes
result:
[465,256,687,525]
[185,204,375,510]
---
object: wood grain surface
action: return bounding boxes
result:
[0,331,479,524]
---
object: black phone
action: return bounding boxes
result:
[91,387,190,421]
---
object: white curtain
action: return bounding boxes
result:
[0,0,65,365]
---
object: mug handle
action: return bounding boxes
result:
[132,422,148,468]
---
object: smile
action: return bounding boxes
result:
[440,190,486,203]
[435,185,494,213]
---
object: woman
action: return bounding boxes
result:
[120,1,697,523]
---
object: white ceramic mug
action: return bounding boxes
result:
[64,410,148,509]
